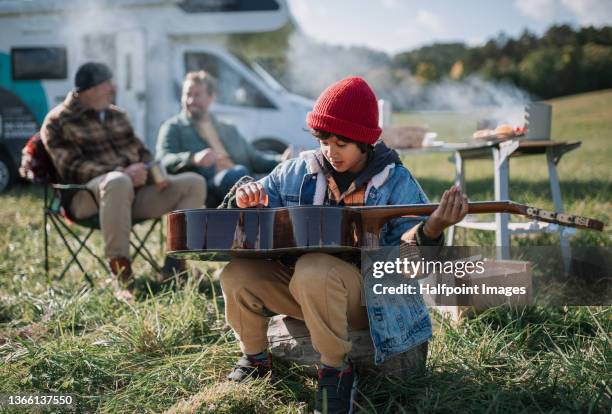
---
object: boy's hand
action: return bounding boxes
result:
[236,182,269,208]
[424,185,468,239]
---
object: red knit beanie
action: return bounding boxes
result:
[307,76,382,145]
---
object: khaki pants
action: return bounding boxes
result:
[220,252,369,367]
[71,171,206,258]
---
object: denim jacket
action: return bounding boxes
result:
[259,150,433,364]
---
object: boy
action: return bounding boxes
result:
[220,76,467,413]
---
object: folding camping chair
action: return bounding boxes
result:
[21,132,165,286]
[43,183,164,286]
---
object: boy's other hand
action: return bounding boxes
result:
[236,182,269,208]
[424,185,468,239]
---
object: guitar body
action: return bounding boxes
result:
[167,206,367,260]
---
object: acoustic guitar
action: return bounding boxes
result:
[166,201,604,261]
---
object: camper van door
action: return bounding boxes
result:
[115,31,146,141]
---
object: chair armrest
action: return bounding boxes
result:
[50,183,99,211]
[51,183,88,190]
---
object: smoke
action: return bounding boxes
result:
[282,34,392,99]
[283,34,531,125]
[419,76,531,125]
[58,2,128,71]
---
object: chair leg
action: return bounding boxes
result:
[130,221,162,273]
[54,217,108,272]
[46,213,165,285]
[44,211,49,277]
[48,214,90,279]
[130,240,162,273]
[44,187,49,277]
[49,215,107,287]
[57,227,96,281]
[130,219,159,261]
[159,217,164,256]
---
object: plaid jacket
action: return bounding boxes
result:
[41,92,152,184]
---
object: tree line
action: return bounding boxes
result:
[392,25,612,99]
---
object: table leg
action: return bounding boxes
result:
[447,152,465,246]
[493,147,510,259]
[454,151,465,191]
[546,147,571,271]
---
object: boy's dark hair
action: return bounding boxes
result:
[311,129,373,154]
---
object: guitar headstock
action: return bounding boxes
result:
[525,207,604,231]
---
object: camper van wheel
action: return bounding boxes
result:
[253,138,287,155]
[0,152,14,193]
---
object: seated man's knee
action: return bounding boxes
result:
[231,165,249,177]
[189,172,206,194]
[189,171,206,186]
[100,171,133,194]
[230,165,250,186]
[213,164,248,191]
[174,171,206,200]
[176,171,205,188]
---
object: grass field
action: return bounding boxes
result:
[0,90,610,413]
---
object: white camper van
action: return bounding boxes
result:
[0,0,314,192]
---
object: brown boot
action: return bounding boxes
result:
[109,257,134,299]
[109,256,133,285]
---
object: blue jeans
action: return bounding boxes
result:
[209,164,249,201]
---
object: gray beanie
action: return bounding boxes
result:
[74,62,113,92]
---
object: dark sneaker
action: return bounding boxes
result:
[158,256,187,283]
[227,353,272,382]
[315,361,358,414]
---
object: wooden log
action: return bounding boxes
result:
[267,315,428,378]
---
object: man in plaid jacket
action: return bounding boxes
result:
[41,62,205,294]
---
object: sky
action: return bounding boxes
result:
[286,0,612,54]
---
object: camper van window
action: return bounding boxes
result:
[178,0,279,13]
[11,47,67,80]
[185,52,276,109]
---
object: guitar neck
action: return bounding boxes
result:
[353,201,604,231]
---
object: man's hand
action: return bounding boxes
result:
[193,148,220,168]
[124,162,147,187]
[423,185,468,239]
[154,181,169,192]
[235,181,269,208]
